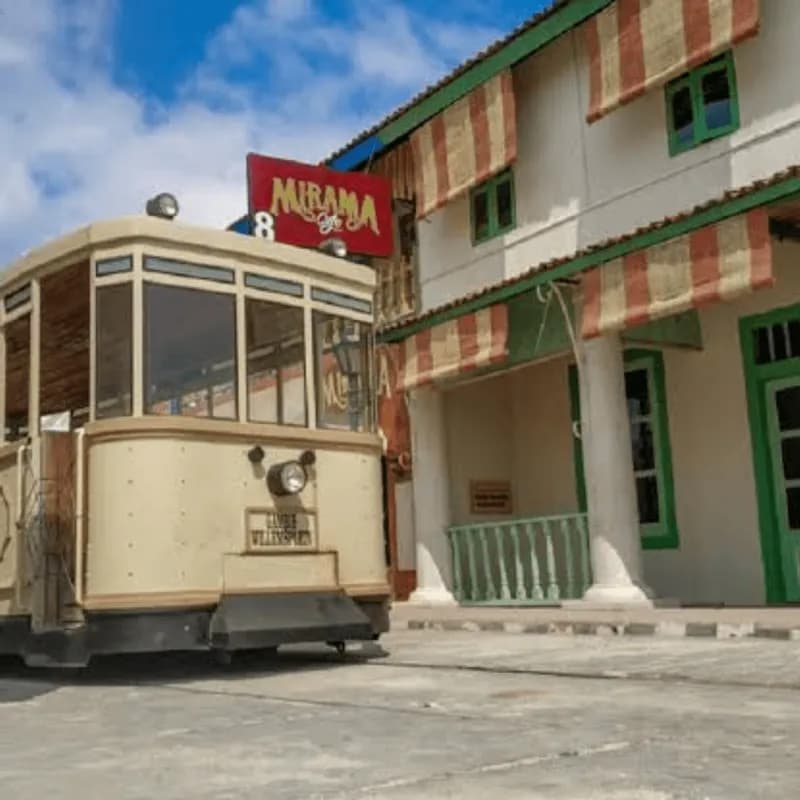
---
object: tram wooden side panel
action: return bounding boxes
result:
[37,432,78,629]
[0,448,21,618]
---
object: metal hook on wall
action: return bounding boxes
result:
[534,284,552,304]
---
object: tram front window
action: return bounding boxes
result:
[246,299,306,426]
[144,283,237,419]
[96,283,133,419]
[313,311,373,433]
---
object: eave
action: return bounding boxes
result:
[379,167,800,344]
[326,0,614,172]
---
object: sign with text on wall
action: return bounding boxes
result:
[470,481,513,515]
[246,153,394,257]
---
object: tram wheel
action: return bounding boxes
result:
[326,640,346,656]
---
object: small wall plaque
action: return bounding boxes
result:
[470,480,512,515]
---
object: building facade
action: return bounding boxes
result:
[329,0,800,607]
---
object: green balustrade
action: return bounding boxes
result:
[446,513,592,606]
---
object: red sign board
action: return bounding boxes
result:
[246,153,394,257]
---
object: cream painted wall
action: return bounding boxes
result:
[416,1,800,314]
[444,373,514,524]
[443,357,577,526]
[438,241,800,605]
[85,434,385,598]
[419,34,585,311]
[509,357,578,518]
[647,240,800,605]
[394,479,416,571]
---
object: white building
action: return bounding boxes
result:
[328,0,800,608]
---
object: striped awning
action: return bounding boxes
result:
[398,304,508,391]
[411,71,517,220]
[581,209,773,339]
[369,140,415,203]
[584,0,760,123]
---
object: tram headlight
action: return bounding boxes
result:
[267,460,307,495]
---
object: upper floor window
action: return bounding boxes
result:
[666,51,739,157]
[470,169,515,245]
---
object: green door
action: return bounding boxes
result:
[765,376,800,601]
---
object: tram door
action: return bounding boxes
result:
[23,431,79,632]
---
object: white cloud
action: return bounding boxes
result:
[0,0,503,265]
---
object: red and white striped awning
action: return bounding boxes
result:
[581,208,773,339]
[411,71,517,220]
[398,304,508,391]
[584,0,760,123]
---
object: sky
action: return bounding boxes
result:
[0,0,548,265]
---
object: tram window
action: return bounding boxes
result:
[40,262,90,428]
[4,315,30,441]
[96,283,133,419]
[246,299,306,426]
[144,284,237,419]
[313,312,373,433]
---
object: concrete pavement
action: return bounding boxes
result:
[1,629,799,798]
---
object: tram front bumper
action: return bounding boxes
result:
[208,591,374,651]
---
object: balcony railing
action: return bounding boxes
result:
[446,513,591,605]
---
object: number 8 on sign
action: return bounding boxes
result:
[253,211,275,241]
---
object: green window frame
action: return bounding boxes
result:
[470,169,515,245]
[569,348,678,550]
[665,50,740,157]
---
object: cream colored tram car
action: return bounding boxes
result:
[0,216,390,667]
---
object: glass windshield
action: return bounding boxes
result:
[96,283,133,419]
[246,299,306,426]
[313,311,373,432]
[144,283,237,419]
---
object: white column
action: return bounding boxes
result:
[407,387,456,605]
[578,332,653,606]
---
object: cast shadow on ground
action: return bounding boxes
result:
[0,640,389,700]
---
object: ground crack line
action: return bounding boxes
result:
[152,681,482,720]
[370,658,800,692]
[330,740,634,797]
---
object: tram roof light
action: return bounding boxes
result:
[145,192,180,220]
[319,237,347,259]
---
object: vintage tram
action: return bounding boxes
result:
[0,211,389,666]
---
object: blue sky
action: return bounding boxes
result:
[0,0,547,263]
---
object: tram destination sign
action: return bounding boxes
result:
[246,509,316,552]
[246,153,394,257]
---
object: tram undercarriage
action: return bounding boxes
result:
[5,591,388,668]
